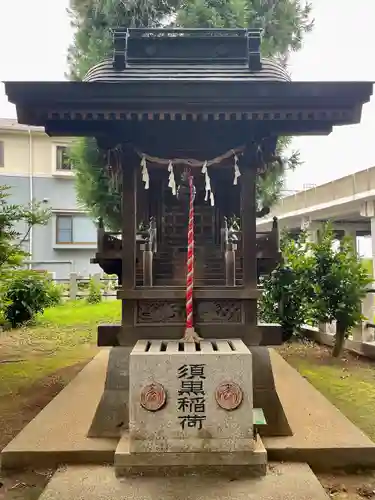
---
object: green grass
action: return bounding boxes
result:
[0,300,121,397]
[39,300,120,328]
[362,258,373,277]
[280,343,375,441]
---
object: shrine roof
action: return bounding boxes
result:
[4,79,372,135]
[83,57,291,83]
[2,28,374,139]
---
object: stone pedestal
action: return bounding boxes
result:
[115,339,267,477]
[88,347,131,438]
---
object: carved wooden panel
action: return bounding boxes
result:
[136,300,243,324]
[137,300,185,324]
[196,300,243,324]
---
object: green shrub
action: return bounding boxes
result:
[261,223,373,357]
[259,230,315,341]
[310,224,372,357]
[77,279,89,291]
[86,277,102,304]
[4,271,53,327]
[44,279,64,307]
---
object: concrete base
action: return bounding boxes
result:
[2,348,375,472]
[265,349,375,470]
[38,463,330,500]
[0,350,118,470]
[115,434,267,478]
[129,339,254,454]
[250,346,292,437]
[88,347,131,438]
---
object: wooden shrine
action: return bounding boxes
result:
[5,28,373,348]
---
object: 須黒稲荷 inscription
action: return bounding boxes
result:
[177,364,206,430]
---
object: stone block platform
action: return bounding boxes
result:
[264,349,375,470]
[119,338,267,477]
[129,339,254,454]
[37,463,331,500]
[115,432,267,477]
[1,350,117,470]
[2,348,375,471]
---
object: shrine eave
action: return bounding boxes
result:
[4,80,373,134]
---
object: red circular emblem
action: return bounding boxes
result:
[140,382,166,412]
[215,382,243,411]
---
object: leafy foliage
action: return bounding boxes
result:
[86,277,103,304]
[3,271,57,328]
[70,138,122,230]
[0,185,51,322]
[0,185,50,270]
[260,223,373,357]
[256,137,300,210]
[44,279,64,307]
[309,223,372,357]
[67,0,312,228]
[259,230,314,340]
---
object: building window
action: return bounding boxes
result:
[56,146,72,171]
[0,141,4,168]
[56,215,73,243]
[55,214,96,245]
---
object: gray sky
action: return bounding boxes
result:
[0,0,374,192]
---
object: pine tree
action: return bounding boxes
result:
[67,0,180,80]
[176,0,313,62]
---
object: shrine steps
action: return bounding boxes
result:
[136,249,275,286]
[35,463,331,500]
[152,245,244,287]
[115,433,267,477]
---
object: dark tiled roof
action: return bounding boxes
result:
[83,58,291,83]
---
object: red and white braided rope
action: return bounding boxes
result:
[185,175,195,332]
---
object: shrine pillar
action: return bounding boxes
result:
[240,147,258,330]
[225,241,236,286]
[121,150,137,331]
[142,241,153,287]
[121,160,137,288]
[240,171,257,286]
[88,149,140,439]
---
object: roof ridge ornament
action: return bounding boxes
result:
[112,28,262,72]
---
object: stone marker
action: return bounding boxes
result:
[115,339,267,476]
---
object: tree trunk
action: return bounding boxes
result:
[332,321,346,358]
[281,324,294,343]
